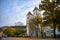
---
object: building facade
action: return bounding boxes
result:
[26,7,42,36]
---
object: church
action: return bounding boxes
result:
[26,7,42,37]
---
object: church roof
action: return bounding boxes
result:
[33,7,39,11]
[27,12,32,15]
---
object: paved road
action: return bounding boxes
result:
[2,37,60,40]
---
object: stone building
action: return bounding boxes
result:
[26,7,42,36]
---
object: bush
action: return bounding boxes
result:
[14,30,26,37]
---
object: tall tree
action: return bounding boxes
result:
[39,0,60,38]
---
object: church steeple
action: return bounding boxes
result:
[27,12,32,16]
[33,7,39,11]
[33,7,40,17]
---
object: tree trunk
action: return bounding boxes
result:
[53,20,56,38]
[41,26,43,38]
[53,26,56,38]
[36,25,38,37]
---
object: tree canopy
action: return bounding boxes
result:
[39,0,60,38]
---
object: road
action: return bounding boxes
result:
[1,37,60,40]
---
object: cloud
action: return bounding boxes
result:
[9,0,41,25]
[0,0,41,26]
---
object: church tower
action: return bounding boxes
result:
[33,7,41,17]
[33,7,42,36]
[26,12,33,36]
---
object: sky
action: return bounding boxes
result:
[0,0,41,27]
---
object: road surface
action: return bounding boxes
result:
[2,37,60,40]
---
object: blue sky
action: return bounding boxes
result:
[0,0,41,27]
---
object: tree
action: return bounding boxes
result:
[4,27,16,37]
[39,0,60,38]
